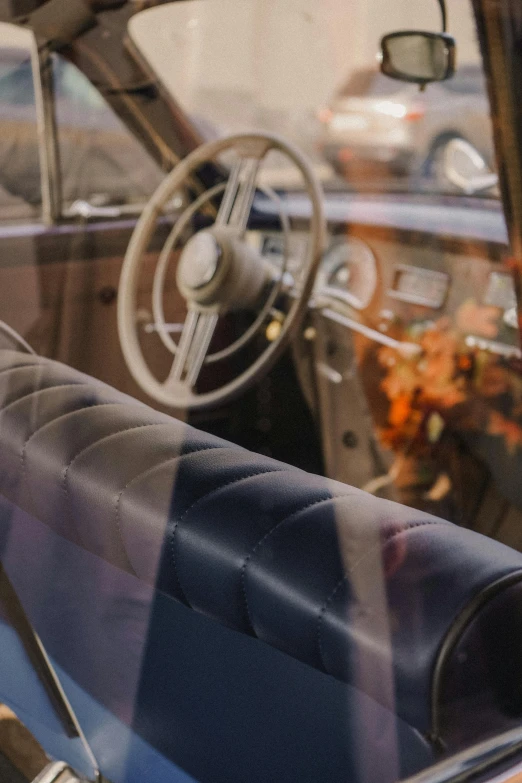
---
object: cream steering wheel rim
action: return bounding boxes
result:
[117,132,326,411]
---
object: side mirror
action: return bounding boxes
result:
[443,138,498,195]
[380,31,456,85]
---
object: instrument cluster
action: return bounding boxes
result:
[248,230,379,309]
[249,227,520,360]
[314,237,377,310]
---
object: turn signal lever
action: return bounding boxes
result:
[318,306,421,359]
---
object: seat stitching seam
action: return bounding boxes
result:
[0,363,49,394]
[61,421,166,503]
[0,382,91,417]
[315,542,375,671]
[114,445,231,576]
[169,467,289,605]
[20,400,122,485]
[60,421,167,548]
[0,363,43,382]
[240,492,354,632]
[315,519,448,671]
[316,572,350,671]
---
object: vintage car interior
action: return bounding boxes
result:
[1,0,522,782]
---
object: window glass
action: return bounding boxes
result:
[53,56,164,209]
[442,64,486,93]
[1,3,522,783]
[338,70,405,98]
[130,0,496,197]
[0,26,41,222]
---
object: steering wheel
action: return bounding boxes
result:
[118,132,326,410]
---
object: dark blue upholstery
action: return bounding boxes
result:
[0,348,521,777]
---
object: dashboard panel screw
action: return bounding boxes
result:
[342,431,358,448]
[326,340,337,357]
[99,286,117,305]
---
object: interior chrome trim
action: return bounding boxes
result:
[401,726,522,783]
[464,335,521,359]
[315,361,343,384]
[387,264,449,308]
[32,762,85,783]
[320,306,421,357]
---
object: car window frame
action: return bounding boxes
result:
[23,38,159,228]
[0,30,48,227]
[32,40,63,226]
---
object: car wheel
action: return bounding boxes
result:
[425,136,461,190]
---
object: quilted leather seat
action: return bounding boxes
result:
[0,348,522,768]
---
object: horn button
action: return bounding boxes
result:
[177,231,221,291]
[176,228,267,309]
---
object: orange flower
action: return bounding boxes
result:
[421,327,457,356]
[389,394,412,428]
[481,364,510,397]
[456,299,500,339]
[488,411,522,453]
[422,352,455,385]
[423,385,466,408]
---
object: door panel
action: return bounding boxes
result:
[0,221,185,412]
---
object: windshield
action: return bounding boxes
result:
[338,70,406,98]
[130,0,495,197]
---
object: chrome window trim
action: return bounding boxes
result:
[30,36,62,225]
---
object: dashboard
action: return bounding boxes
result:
[249,222,519,361]
[247,204,520,512]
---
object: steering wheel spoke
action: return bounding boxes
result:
[165,307,219,390]
[216,157,261,234]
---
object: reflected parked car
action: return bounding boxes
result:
[319,64,493,184]
[0,46,165,210]
[0,45,217,212]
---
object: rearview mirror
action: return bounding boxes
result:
[442,138,498,195]
[380,31,456,85]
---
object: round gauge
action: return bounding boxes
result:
[316,237,377,310]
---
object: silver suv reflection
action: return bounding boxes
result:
[318,64,493,186]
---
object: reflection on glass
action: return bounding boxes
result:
[0,3,522,783]
[129,0,494,196]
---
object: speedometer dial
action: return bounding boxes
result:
[316,237,377,310]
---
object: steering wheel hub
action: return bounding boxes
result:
[177,231,222,292]
[177,226,268,310]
